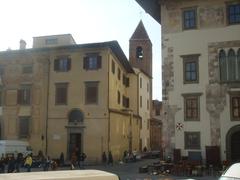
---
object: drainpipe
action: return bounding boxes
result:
[45,58,50,155]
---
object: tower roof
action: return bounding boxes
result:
[130,20,150,40]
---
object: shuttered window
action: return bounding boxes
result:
[19,116,30,138]
[55,83,68,105]
[54,57,71,72]
[83,55,102,70]
[17,85,31,105]
[85,82,99,104]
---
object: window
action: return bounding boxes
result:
[227,3,240,25]
[140,77,142,88]
[19,116,30,138]
[54,57,71,72]
[45,38,58,45]
[155,109,160,116]
[112,60,115,74]
[147,83,149,92]
[219,50,227,81]
[22,65,33,74]
[55,83,68,105]
[183,93,201,121]
[230,93,240,121]
[184,131,200,149]
[183,8,197,29]
[122,95,129,108]
[140,96,142,108]
[219,49,240,82]
[117,91,121,104]
[117,68,121,80]
[0,88,2,106]
[136,46,143,59]
[83,55,101,70]
[85,82,98,104]
[17,85,31,105]
[122,75,129,87]
[182,54,200,83]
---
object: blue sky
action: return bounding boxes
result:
[0,0,162,100]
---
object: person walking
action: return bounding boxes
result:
[108,151,113,166]
[24,154,32,172]
[0,154,5,173]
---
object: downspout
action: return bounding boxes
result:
[45,58,50,155]
[107,52,110,153]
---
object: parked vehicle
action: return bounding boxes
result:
[219,163,240,180]
[0,170,120,180]
[0,140,32,157]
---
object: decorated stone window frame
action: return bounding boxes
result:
[229,90,240,121]
[182,93,202,121]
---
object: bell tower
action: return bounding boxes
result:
[129,20,152,77]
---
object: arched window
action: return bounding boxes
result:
[228,49,236,81]
[237,49,240,81]
[68,109,84,123]
[136,46,143,59]
[219,50,227,81]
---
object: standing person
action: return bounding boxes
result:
[7,155,15,173]
[78,152,87,169]
[108,151,113,166]
[0,154,5,173]
[102,152,107,165]
[59,152,64,167]
[15,153,23,172]
[24,154,32,172]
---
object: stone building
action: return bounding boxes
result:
[0,20,153,163]
[137,0,240,163]
[150,100,162,152]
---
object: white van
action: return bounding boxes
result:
[0,140,32,157]
[0,170,120,180]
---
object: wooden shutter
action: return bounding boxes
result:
[126,78,129,87]
[83,57,88,70]
[67,58,71,71]
[54,59,59,71]
[97,56,102,69]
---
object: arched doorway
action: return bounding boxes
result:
[226,125,240,162]
[66,109,85,158]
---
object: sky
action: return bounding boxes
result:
[0,0,162,100]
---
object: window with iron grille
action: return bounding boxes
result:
[17,85,31,105]
[55,83,68,105]
[182,93,202,121]
[230,93,240,121]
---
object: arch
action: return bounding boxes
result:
[228,49,236,81]
[68,108,84,123]
[237,49,240,80]
[226,125,240,162]
[136,46,143,59]
[219,49,227,81]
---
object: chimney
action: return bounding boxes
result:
[20,39,26,50]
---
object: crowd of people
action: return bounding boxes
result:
[0,151,60,173]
